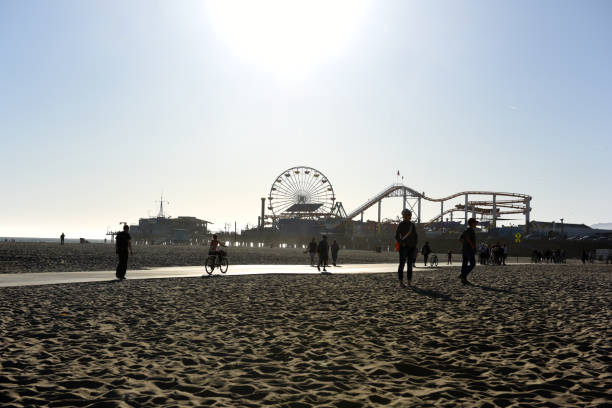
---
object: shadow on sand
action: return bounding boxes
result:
[201,274,224,279]
[410,285,454,301]
[471,283,514,294]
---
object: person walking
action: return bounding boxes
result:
[60,232,65,245]
[306,238,317,266]
[502,244,508,265]
[421,242,431,266]
[395,209,418,287]
[447,250,452,265]
[459,218,478,285]
[331,240,340,266]
[115,225,133,280]
[317,235,329,272]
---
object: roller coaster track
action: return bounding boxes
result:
[345,183,531,222]
[425,208,526,225]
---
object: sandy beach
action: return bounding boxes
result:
[0,242,559,274]
[1,264,610,407]
[0,243,404,273]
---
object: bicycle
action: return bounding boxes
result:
[429,254,439,267]
[204,253,229,275]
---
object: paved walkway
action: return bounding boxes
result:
[0,262,540,288]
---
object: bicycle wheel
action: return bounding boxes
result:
[219,257,229,273]
[204,256,215,275]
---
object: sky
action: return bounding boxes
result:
[1,0,611,238]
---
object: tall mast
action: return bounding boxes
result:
[156,193,169,218]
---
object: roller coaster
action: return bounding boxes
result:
[260,167,532,232]
[344,183,532,229]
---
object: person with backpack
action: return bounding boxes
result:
[395,209,418,287]
[459,218,478,285]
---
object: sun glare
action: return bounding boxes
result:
[206,0,371,80]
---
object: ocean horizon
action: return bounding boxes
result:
[1,237,106,244]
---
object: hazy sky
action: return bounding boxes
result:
[1,0,611,238]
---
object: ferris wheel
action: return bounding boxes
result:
[268,166,336,218]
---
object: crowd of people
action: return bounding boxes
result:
[306,236,340,272]
[531,248,567,264]
[581,248,596,264]
[478,242,508,265]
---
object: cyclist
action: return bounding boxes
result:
[209,235,227,262]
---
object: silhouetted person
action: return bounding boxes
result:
[331,240,340,266]
[115,225,133,280]
[478,243,487,265]
[460,218,478,285]
[581,249,588,264]
[209,234,227,261]
[317,235,329,272]
[447,250,452,265]
[395,209,418,287]
[60,233,65,245]
[493,242,502,265]
[306,238,317,266]
[421,242,431,266]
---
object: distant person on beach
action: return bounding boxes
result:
[493,242,502,265]
[331,239,340,266]
[581,249,588,264]
[421,242,431,266]
[115,225,133,280]
[317,235,329,272]
[395,209,418,287]
[545,249,552,264]
[209,234,227,261]
[306,238,317,266]
[60,232,65,245]
[447,250,452,265]
[459,218,478,285]
[478,243,486,265]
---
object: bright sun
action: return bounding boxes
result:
[206,0,371,80]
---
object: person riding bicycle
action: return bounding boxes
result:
[209,235,227,261]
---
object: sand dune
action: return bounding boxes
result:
[0,264,610,407]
